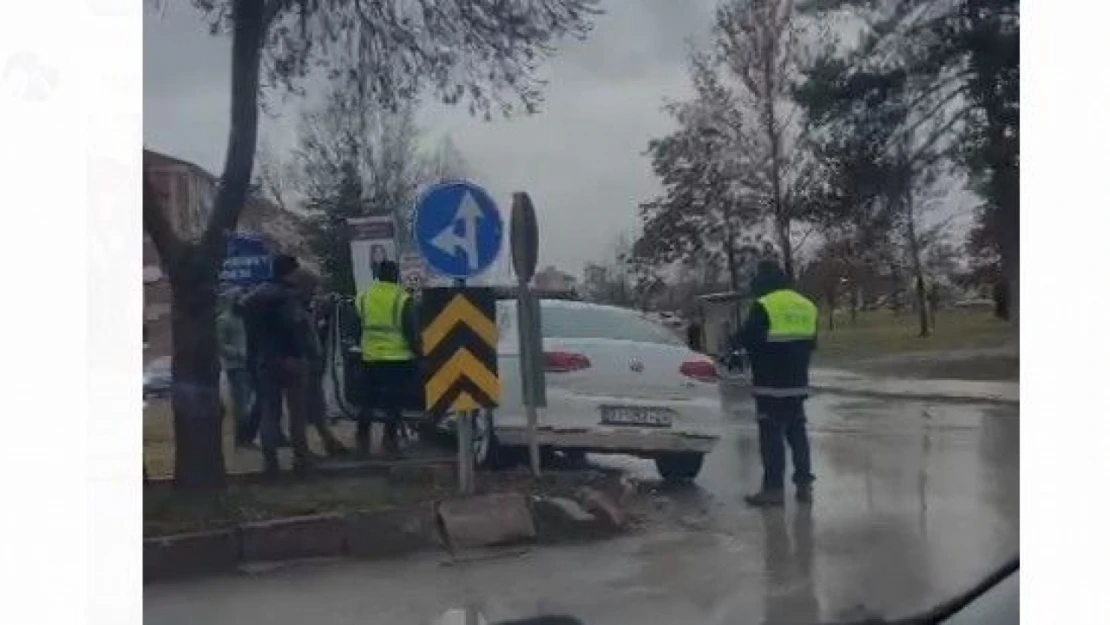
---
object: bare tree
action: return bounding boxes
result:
[713,0,814,279]
[423,136,472,182]
[144,0,601,489]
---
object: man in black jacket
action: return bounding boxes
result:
[739,260,819,507]
[241,254,314,476]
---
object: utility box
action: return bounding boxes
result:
[697,290,750,358]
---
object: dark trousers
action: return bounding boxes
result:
[225,367,255,441]
[236,366,263,445]
[305,358,342,445]
[255,358,309,467]
[756,398,814,491]
[356,360,417,451]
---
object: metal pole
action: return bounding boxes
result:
[457,409,474,495]
[516,281,541,477]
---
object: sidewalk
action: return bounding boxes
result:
[809,368,1019,405]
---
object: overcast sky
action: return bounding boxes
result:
[144,1,723,278]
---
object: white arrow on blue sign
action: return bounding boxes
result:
[414,181,504,280]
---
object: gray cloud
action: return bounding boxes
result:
[144,0,720,276]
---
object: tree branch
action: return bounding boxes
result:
[200,0,267,262]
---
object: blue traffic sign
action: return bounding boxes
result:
[414,181,504,280]
[220,233,272,286]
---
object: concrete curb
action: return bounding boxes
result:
[809,378,1019,406]
[725,372,1019,406]
[810,384,1019,406]
[144,485,632,583]
[144,457,455,489]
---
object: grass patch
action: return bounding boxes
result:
[853,354,1020,381]
[143,401,368,478]
[813,308,1017,366]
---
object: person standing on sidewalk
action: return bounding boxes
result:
[288,270,348,457]
[354,260,420,457]
[240,254,314,476]
[217,287,255,448]
[740,260,819,507]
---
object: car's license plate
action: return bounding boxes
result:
[600,406,674,427]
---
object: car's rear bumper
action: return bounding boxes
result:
[495,425,718,456]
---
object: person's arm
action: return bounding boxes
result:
[739,302,770,351]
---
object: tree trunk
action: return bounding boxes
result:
[761,42,793,281]
[849,283,859,325]
[967,0,1019,325]
[169,257,226,489]
[725,230,741,293]
[903,174,930,338]
[155,0,267,489]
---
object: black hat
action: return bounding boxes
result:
[376,260,400,283]
[750,259,788,297]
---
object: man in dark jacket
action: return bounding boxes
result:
[240,254,314,476]
[739,260,819,507]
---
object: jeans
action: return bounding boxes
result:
[756,398,814,491]
[255,358,309,467]
[225,367,254,441]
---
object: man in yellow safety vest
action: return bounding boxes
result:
[739,260,819,507]
[354,260,420,457]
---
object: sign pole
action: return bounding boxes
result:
[509,192,545,478]
[457,410,474,495]
[453,277,475,495]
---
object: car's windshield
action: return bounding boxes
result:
[541,304,683,347]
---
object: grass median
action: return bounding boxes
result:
[811,308,1018,381]
[143,401,454,537]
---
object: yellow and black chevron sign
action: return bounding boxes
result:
[420,287,500,415]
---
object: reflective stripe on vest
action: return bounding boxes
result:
[357,283,413,362]
[751,386,810,398]
[758,289,818,343]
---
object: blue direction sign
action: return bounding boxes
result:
[219,233,272,286]
[414,181,504,280]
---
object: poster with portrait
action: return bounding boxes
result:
[347,215,398,293]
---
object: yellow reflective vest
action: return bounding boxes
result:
[355,282,414,362]
[758,289,818,343]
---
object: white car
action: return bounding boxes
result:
[484,299,724,480]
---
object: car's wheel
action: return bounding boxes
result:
[472,409,513,470]
[655,452,705,481]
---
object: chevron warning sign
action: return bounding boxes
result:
[420,287,500,415]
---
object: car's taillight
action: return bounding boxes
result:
[680,359,718,383]
[544,351,592,373]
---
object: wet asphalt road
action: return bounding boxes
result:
[144,391,1019,625]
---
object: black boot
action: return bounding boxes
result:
[292,452,318,476]
[355,422,371,459]
[323,437,349,458]
[262,455,281,480]
[744,489,785,508]
[796,484,813,504]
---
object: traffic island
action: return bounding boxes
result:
[144,469,642,583]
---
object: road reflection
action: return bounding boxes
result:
[761,507,819,625]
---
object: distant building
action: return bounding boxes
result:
[143,148,315,359]
[533,265,578,294]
